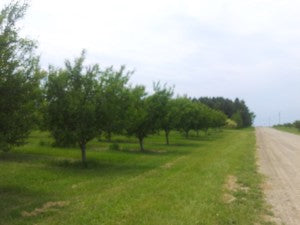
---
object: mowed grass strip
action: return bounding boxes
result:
[0,129,268,225]
[274,126,300,135]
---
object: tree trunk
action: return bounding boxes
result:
[80,143,87,168]
[138,137,144,151]
[106,131,112,142]
[205,128,208,135]
[185,130,189,138]
[165,130,170,145]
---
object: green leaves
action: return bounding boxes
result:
[197,97,255,128]
[294,121,300,131]
[96,65,132,139]
[146,82,174,143]
[45,51,100,149]
[167,98,227,138]
[0,2,40,151]
[125,85,151,147]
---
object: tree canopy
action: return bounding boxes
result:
[0,2,41,151]
[146,82,174,144]
[96,66,132,140]
[124,85,152,151]
[195,97,255,128]
[45,51,100,166]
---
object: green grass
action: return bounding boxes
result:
[274,126,300,135]
[0,129,270,225]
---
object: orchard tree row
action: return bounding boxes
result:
[42,51,227,165]
[0,2,252,166]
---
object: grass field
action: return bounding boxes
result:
[274,126,300,135]
[0,129,270,225]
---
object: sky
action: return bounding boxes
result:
[1,0,300,126]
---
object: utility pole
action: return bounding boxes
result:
[278,112,281,125]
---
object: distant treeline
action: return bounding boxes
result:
[193,97,255,128]
[0,2,254,166]
[274,121,300,130]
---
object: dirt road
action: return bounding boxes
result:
[256,127,300,225]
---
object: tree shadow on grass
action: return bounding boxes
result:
[97,137,137,144]
[0,152,155,175]
[0,143,191,182]
[108,146,191,157]
[46,147,192,178]
[50,158,152,169]
[0,185,52,223]
[0,152,52,163]
[185,133,223,142]
[156,142,200,147]
[43,159,167,188]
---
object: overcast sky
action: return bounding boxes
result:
[2,0,300,126]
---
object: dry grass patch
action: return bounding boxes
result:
[223,175,250,204]
[225,175,239,192]
[21,201,70,217]
[161,156,186,169]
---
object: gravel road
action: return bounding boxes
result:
[256,127,300,225]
